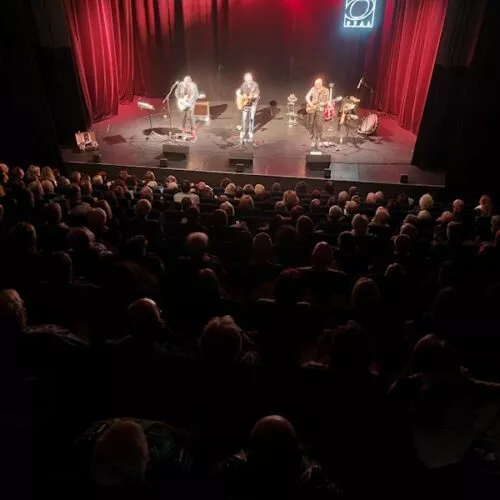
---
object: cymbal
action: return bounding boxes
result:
[333,96,343,102]
[348,96,361,103]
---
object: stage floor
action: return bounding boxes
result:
[61,97,445,187]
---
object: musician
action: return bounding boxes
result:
[236,72,260,141]
[175,76,199,134]
[306,78,329,147]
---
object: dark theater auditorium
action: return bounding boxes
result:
[1,0,500,498]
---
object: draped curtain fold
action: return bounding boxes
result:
[65,0,123,120]
[370,0,448,134]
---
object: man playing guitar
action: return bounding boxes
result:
[306,78,329,148]
[236,72,260,142]
[174,76,200,135]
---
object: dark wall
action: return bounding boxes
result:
[29,0,89,144]
[413,0,500,199]
[0,0,62,167]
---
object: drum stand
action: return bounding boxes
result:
[338,113,356,144]
[287,102,298,127]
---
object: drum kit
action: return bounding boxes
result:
[287,90,378,139]
[335,96,378,136]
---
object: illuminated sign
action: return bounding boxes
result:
[343,0,376,29]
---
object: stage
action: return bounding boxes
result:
[61,96,446,188]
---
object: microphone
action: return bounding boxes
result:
[357,76,364,90]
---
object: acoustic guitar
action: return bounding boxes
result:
[236,93,255,111]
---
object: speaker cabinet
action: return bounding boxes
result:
[229,150,254,166]
[163,143,189,160]
[306,152,332,170]
[194,101,210,123]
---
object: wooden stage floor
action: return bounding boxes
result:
[61,97,445,188]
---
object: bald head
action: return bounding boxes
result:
[126,298,163,338]
[250,415,299,459]
[135,199,151,217]
[92,419,149,486]
[311,241,334,268]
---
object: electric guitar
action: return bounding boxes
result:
[324,83,337,121]
[177,92,206,111]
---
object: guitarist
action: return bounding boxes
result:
[236,72,260,142]
[305,78,329,148]
[175,76,200,135]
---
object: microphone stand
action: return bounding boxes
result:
[217,64,223,101]
[163,81,179,130]
[360,80,374,110]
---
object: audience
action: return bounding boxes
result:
[1,164,500,499]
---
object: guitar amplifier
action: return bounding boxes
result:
[194,101,210,123]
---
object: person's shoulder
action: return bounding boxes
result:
[389,374,424,399]
[299,457,339,495]
[297,265,313,273]
[217,450,248,475]
[325,267,347,277]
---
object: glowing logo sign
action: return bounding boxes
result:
[343,0,376,29]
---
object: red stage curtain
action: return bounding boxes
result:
[131,0,176,97]
[370,0,448,134]
[65,0,125,121]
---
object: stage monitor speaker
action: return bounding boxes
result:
[306,152,332,170]
[163,143,189,160]
[400,174,409,184]
[323,168,331,179]
[229,150,253,168]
